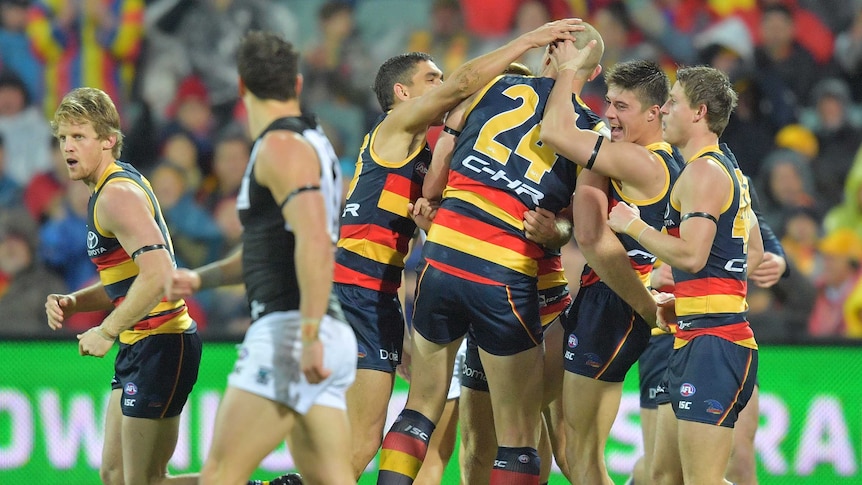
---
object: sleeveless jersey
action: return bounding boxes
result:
[87,161,193,345]
[334,113,431,294]
[669,144,757,349]
[424,74,606,286]
[580,142,685,287]
[237,116,342,320]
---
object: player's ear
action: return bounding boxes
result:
[102,135,116,152]
[295,74,304,98]
[393,82,408,102]
[589,64,603,82]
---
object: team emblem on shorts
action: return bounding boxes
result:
[680,383,696,397]
[705,399,724,415]
[568,334,578,348]
[357,344,367,359]
[124,383,138,395]
[584,352,602,368]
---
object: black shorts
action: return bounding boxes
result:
[638,333,673,409]
[335,283,404,372]
[562,283,651,382]
[111,331,202,418]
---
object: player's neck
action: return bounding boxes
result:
[246,98,302,139]
[678,131,719,163]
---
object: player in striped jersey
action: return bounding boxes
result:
[45,87,202,485]
[541,50,685,484]
[609,66,764,485]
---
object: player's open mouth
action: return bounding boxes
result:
[610,126,623,137]
[66,158,78,167]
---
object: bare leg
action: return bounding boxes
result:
[651,404,683,485]
[101,388,124,485]
[347,369,395,477]
[287,403,355,485]
[726,385,759,485]
[458,386,496,485]
[678,419,734,485]
[562,372,621,485]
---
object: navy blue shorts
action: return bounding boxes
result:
[413,263,542,356]
[334,283,404,372]
[111,331,201,418]
[562,283,651,382]
[638,333,673,409]
[664,336,758,427]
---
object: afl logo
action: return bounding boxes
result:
[568,334,578,348]
[680,383,696,397]
[124,383,138,396]
[87,231,98,249]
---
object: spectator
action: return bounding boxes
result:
[0,208,66,338]
[171,0,298,130]
[779,206,822,278]
[26,0,144,119]
[0,0,42,102]
[804,77,862,210]
[834,7,862,102]
[0,71,52,186]
[0,133,22,209]
[824,151,862,239]
[406,0,476,76]
[752,3,822,106]
[148,161,222,269]
[755,148,819,231]
[739,0,836,66]
[808,228,862,338]
[159,75,215,176]
[22,136,65,222]
[38,179,96,291]
[199,126,248,212]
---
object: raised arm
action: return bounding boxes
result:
[385,19,583,137]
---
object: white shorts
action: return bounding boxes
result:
[447,339,467,400]
[228,311,357,415]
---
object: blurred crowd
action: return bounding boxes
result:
[1,0,861,342]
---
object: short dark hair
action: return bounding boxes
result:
[236,31,299,102]
[676,66,738,137]
[604,60,670,110]
[372,52,434,111]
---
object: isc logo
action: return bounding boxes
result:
[678,401,692,410]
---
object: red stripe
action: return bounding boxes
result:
[675,321,753,343]
[507,286,540,347]
[434,208,544,259]
[383,172,417,198]
[384,433,428,457]
[447,171,529,221]
[426,260,502,286]
[333,263,400,293]
[92,247,130,271]
[540,295,571,317]
[161,335,184,419]
[339,223,407,253]
[537,256,563,276]
[632,260,653,276]
[675,277,747,298]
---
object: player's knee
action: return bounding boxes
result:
[99,466,123,485]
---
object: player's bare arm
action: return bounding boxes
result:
[609,158,729,273]
[166,245,243,300]
[541,41,664,197]
[256,131,333,383]
[46,280,114,331]
[575,170,657,326]
[423,98,472,201]
[377,18,584,161]
[77,181,174,356]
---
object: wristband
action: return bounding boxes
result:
[301,317,320,343]
[93,326,117,341]
[635,225,650,244]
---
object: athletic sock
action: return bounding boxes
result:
[490,446,540,485]
[377,409,435,484]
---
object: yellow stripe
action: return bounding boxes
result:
[676,295,748,316]
[100,259,138,285]
[538,271,567,290]
[337,238,404,267]
[379,449,423,478]
[612,146,672,206]
[462,75,504,120]
[443,188,523,229]
[120,311,194,345]
[426,224,536,276]
[377,189,410,217]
